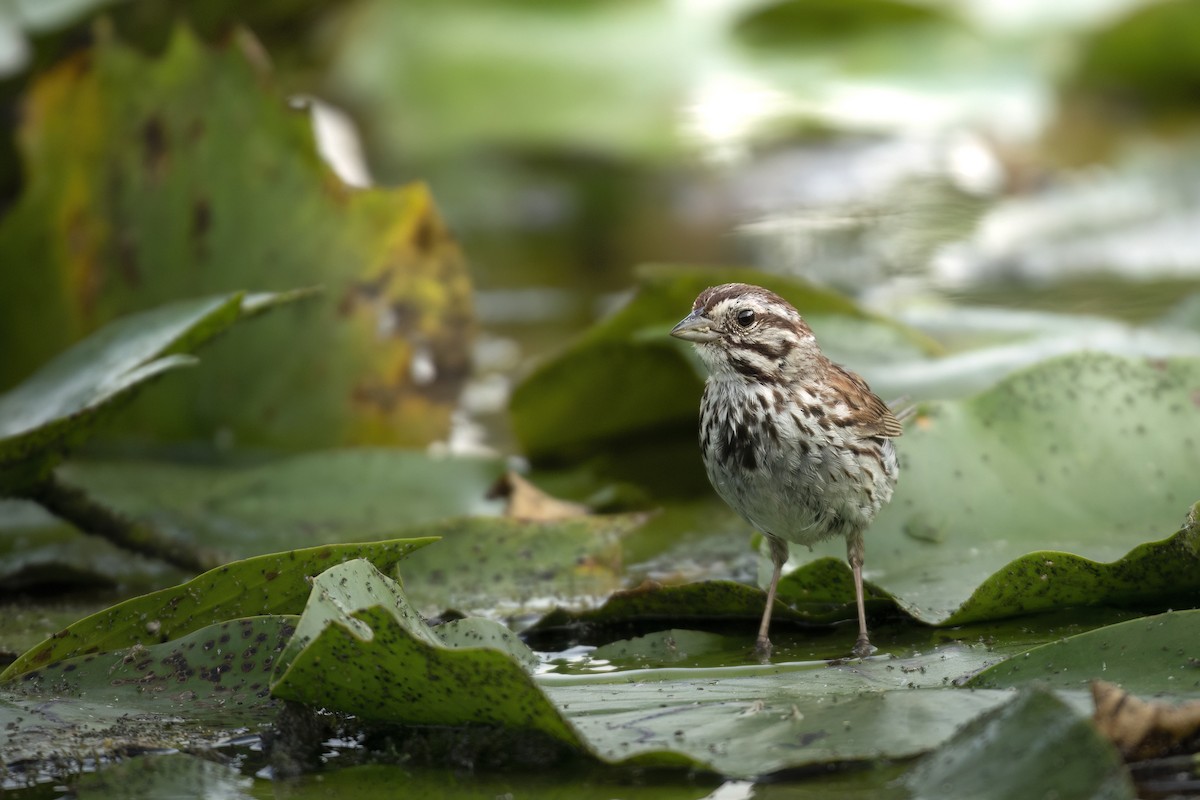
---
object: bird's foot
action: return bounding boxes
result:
[851,636,876,659]
[754,636,773,663]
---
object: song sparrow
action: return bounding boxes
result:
[670,283,903,659]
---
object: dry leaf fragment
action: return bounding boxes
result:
[487,472,589,521]
[1091,680,1200,760]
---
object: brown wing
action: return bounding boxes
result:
[825,363,905,439]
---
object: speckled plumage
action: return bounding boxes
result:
[671,283,902,659]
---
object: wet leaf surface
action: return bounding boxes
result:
[267,558,1017,779]
[968,609,1200,697]
[0,450,502,593]
[269,559,587,748]
[395,514,637,617]
[0,538,435,681]
[798,354,1200,624]
[1,615,294,766]
[903,687,1135,800]
[0,291,306,494]
[58,451,506,555]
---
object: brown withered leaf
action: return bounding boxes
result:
[487,472,589,522]
[1092,680,1200,760]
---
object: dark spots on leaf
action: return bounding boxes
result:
[116,229,140,286]
[414,211,442,255]
[219,633,231,644]
[142,116,169,179]
[186,117,205,142]
[191,197,212,256]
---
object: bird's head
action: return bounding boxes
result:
[669,283,822,381]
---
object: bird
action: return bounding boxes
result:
[670,282,903,659]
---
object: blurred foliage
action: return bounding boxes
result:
[736,0,953,48]
[1068,0,1200,117]
[0,25,473,449]
[0,291,306,495]
[903,688,1135,800]
[969,609,1200,695]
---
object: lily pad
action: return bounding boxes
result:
[0,537,435,681]
[1,615,294,768]
[1067,0,1200,117]
[0,291,305,494]
[540,647,1012,777]
[530,482,1198,642]
[270,557,1031,779]
[0,499,175,593]
[797,353,1200,624]
[528,575,887,647]
[903,687,1135,800]
[0,24,474,448]
[396,514,637,616]
[56,450,506,555]
[269,559,586,747]
[967,609,1200,696]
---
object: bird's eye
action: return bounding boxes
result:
[736,309,756,328]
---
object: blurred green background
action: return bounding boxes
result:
[4,0,1200,458]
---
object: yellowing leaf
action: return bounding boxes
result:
[0,26,474,448]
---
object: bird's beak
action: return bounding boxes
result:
[670,311,720,343]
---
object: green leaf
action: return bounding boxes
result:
[510,264,935,466]
[0,292,281,494]
[1068,0,1200,117]
[0,537,435,681]
[736,0,952,49]
[532,507,1197,642]
[0,455,637,612]
[324,1,693,162]
[395,514,635,616]
[794,353,1200,624]
[0,499,176,594]
[967,609,1200,696]
[903,688,1135,800]
[57,450,507,556]
[589,629,743,668]
[0,25,474,448]
[541,647,1012,776]
[528,576,871,646]
[269,559,586,747]
[270,558,1029,778]
[1,616,294,766]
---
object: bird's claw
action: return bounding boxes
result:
[851,636,876,659]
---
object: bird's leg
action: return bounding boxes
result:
[847,531,876,658]
[756,535,789,661]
